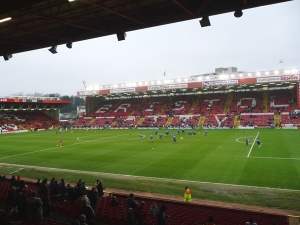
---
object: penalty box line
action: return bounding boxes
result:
[247,132,259,158]
[0,162,300,193]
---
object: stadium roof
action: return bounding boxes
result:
[0,0,291,57]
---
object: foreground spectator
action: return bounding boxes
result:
[157,205,169,225]
[127,208,135,225]
[39,178,51,217]
[79,214,88,225]
[87,187,98,210]
[79,199,95,225]
[7,186,17,213]
[28,191,43,223]
[110,196,120,207]
[246,218,258,225]
[96,180,105,197]
[148,201,159,215]
[0,205,15,225]
[206,216,216,225]
[137,201,147,225]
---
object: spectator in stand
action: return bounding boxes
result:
[110,196,120,207]
[7,186,18,213]
[60,178,67,201]
[157,205,169,225]
[96,180,105,198]
[127,193,138,213]
[39,178,51,217]
[51,180,62,202]
[94,180,99,194]
[137,201,147,225]
[18,186,29,219]
[35,178,41,187]
[127,208,135,225]
[0,205,14,225]
[87,187,98,210]
[71,220,80,225]
[9,175,16,187]
[79,214,88,225]
[28,191,43,223]
[79,199,95,225]
[148,201,159,215]
[246,218,258,225]
[75,183,86,200]
[50,177,56,190]
[205,216,216,225]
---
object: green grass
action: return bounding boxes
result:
[1,128,300,210]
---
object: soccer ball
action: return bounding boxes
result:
[56,145,58,147]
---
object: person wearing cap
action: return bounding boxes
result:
[184,186,192,203]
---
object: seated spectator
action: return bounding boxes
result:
[246,218,258,225]
[79,199,95,225]
[148,201,159,215]
[127,208,135,225]
[0,205,15,225]
[110,196,120,207]
[205,216,216,225]
[79,214,88,225]
[28,191,43,223]
[71,220,80,225]
[137,201,147,225]
[87,187,98,210]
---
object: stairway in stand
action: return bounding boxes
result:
[263,91,268,112]
[197,115,205,126]
[165,117,174,127]
[223,93,233,114]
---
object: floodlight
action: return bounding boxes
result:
[66,42,72,49]
[234,10,243,18]
[199,16,211,27]
[116,31,127,41]
[48,45,57,54]
[3,54,12,61]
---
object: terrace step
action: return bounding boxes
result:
[223,93,233,114]
[188,100,198,114]
[263,91,268,112]
[165,117,174,127]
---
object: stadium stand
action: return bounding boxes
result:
[0,177,289,225]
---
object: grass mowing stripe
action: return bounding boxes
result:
[0,133,129,160]
[250,156,300,161]
[1,162,300,192]
[247,132,259,157]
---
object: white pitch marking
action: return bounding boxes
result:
[235,136,254,144]
[250,156,300,161]
[9,168,23,174]
[0,162,299,192]
[247,132,259,157]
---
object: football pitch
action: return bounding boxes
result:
[0,128,300,191]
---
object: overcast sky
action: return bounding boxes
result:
[1,0,299,97]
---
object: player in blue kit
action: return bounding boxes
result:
[205,130,208,136]
[159,133,163,140]
[165,129,169,137]
[150,135,154,143]
[172,134,177,143]
[155,129,158,136]
[256,137,262,148]
[245,137,249,146]
[140,133,143,141]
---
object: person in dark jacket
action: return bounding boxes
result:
[79,199,95,225]
[7,186,17,212]
[87,187,98,210]
[28,191,43,223]
[96,180,105,198]
[157,205,169,225]
[39,178,51,217]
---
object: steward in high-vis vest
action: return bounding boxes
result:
[184,186,192,202]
